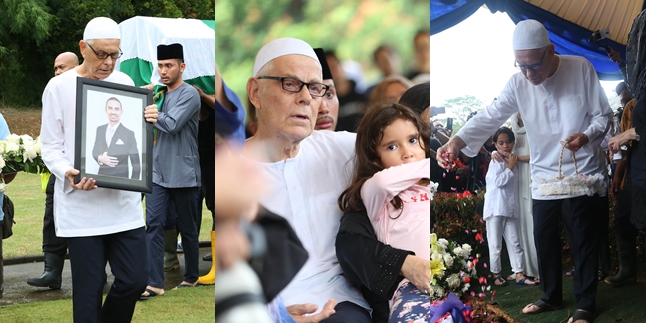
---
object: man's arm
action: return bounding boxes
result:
[579,60,613,151]
[155,87,201,135]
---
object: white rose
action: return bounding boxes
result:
[20,134,34,144]
[453,246,462,256]
[446,273,461,288]
[462,244,472,255]
[443,254,454,267]
[23,143,38,162]
[6,134,20,144]
[438,238,449,249]
[34,138,42,155]
[0,155,5,169]
[0,183,6,192]
[6,141,19,154]
[462,283,470,292]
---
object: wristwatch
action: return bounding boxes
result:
[635,132,641,142]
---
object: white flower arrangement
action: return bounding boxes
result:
[430,233,479,301]
[0,134,49,192]
[430,181,439,200]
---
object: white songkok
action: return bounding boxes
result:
[513,19,550,50]
[83,17,121,40]
[252,38,321,77]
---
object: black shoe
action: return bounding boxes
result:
[203,252,212,261]
[27,252,64,289]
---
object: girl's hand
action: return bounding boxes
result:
[507,153,517,170]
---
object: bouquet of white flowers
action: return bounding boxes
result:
[430,233,482,301]
[0,134,49,191]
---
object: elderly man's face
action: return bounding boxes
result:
[80,39,120,80]
[515,45,553,85]
[315,79,339,131]
[252,55,323,140]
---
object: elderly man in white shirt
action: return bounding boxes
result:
[437,20,611,323]
[40,17,158,322]
[241,38,371,322]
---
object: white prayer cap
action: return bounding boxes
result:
[252,38,321,77]
[83,17,120,40]
[512,19,550,50]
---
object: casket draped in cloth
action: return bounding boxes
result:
[116,16,215,94]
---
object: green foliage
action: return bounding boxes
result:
[0,0,214,107]
[441,95,485,133]
[216,0,429,103]
[431,192,487,257]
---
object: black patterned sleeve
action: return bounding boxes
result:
[335,210,414,300]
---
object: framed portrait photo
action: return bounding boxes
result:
[74,77,153,193]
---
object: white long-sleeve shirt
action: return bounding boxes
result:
[456,55,612,200]
[483,159,518,220]
[244,130,369,314]
[40,69,144,237]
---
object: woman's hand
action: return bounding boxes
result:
[401,255,431,293]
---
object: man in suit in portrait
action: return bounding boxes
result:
[92,97,141,179]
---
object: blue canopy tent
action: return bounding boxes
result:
[431,0,646,80]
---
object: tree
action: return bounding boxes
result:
[216,0,429,102]
[0,0,54,106]
[0,0,214,107]
[442,95,485,134]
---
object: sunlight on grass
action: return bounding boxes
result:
[3,173,213,258]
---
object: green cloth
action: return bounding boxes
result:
[153,85,167,144]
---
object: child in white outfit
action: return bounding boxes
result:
[484,127,537,287]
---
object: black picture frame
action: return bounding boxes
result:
[74,77,153,193]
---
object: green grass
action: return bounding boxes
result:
[4,173,213,258]
[0,286,215,322]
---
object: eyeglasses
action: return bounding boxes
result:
[86,42,123,60]
[514,47,548,70]
[257,76,329,97]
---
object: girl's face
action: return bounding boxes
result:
[494,132,515,153]
[377,118,425,168]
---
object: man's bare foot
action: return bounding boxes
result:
[172,281,198,289]
[567,309,594,323]
[522,303,540,314]
[141,286,164,297]
[520,299,562,314]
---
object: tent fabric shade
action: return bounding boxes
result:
[431,0,646,80]
[524,0,643,45]
[116,16,215,94]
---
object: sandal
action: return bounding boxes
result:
[521,299,564,315]
[567,309,596,323]
[597,271,607,281]
[140,288,162,300]
[516,277,538,286]
[493,275,508,286]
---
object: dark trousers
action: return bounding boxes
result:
[615,179,637,240]
[200,161,215,230]
[145,184,200,287]
[66,227,147,323]
[533,195,602,312]
[42,175,67,255]
[320,301,372,323]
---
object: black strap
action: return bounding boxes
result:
[215,293,265,319]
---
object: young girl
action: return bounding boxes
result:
[338,103,431,323]
[484,127,536,287]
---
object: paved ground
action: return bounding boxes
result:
[0,247,213,307]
